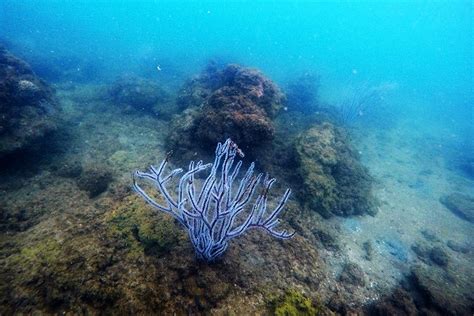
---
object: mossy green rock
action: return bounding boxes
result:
[295,123,375,218]
[272,289,319,316]
[106,195,182,258]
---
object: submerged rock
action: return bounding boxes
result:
[294,122,375,217]
[167,63,285,158]
[370,288,417,316]
[412,242,450,268]
[411,265,474,315]
[107,76,175,117]
[440,193,474,223]
[446,240,470,254]
[429,246,449,267]
[0,46,60,158]
[362,240,374,261]
[54,160,83,178]
[411,241,431,263]
[312,227,340,251]
[339,262,366,287]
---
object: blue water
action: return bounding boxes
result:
[2,1,472,99]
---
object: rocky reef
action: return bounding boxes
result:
[0,46,60,159]
[167,63,285,159]
[107,76,175,118]
[294,122,375,217]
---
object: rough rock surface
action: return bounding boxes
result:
[168,63,285,158]
[0,46,60,158]
[294,122,375,217]
[339,262,366,287]
[369,288,418,316]
[411,264,474,315]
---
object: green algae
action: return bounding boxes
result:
[295,122,375,218]
[7,237,62,275]
[271,289,321,316]
[106,195,182,259]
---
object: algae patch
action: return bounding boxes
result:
[105,195,182,259]
[270,289,322,316]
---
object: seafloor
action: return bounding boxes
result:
[0,57,473,314]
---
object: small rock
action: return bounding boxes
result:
[440,193,474,223]
[421,229,440,242]
[411,242,430,262]
[411,265,473,315]
[312,228,340,251]
[363,240,374,261]
[446,240,470,254]
[429,246,449,267]
[339,262,366,287]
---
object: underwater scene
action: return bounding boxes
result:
[0,1,473,314]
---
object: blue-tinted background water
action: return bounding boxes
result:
[3,1,472,102]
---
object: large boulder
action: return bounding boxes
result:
[0,46,60,158]
[168,63,285,157]
[294,122,375,217]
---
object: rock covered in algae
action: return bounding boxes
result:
[168,63,285,158]
[105,195,182,258]
[270,289,320,316]
[0,46,60,158]
[411,264,474,315]
[294,122,375,217]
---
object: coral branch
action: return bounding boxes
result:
[133,138,294,261]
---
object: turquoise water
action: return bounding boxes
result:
[3,1,472,96]
[1,1,473,314]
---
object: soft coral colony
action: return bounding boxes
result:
[133,138,294,261]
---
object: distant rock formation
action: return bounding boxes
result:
[0,46,60,159]
[107,75,175,118]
